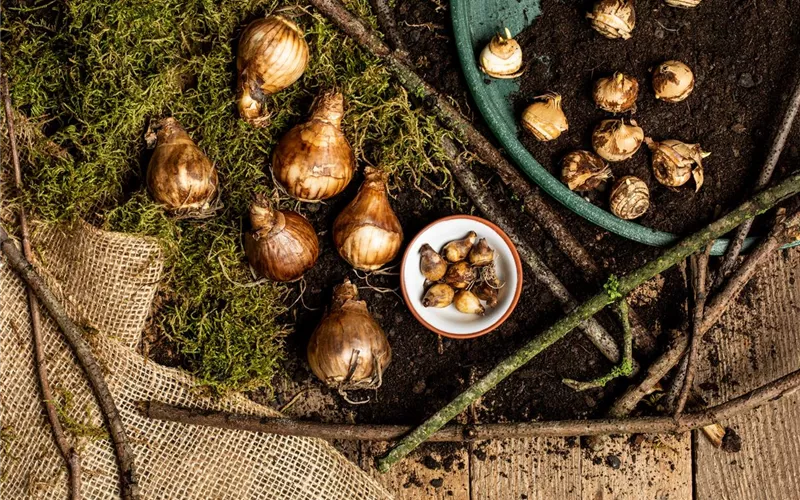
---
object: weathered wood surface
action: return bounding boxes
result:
[361,442,470,499]
[469,438,581,500]
[695,248,800,500]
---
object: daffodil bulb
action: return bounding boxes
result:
[653,61,695,103]
[592,119,644,162]
[646,138,708,191]
[593,72,638,113]
[610,176,650,220]
[587,0,636,40]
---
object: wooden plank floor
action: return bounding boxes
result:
[367,248,799,499]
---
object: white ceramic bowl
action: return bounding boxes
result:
[400,215,523,338]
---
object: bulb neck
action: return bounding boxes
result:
[332,279,359,308]
[362,167,389,192]
[310,91,344,128]
[155,117,191,145]
[250,196,285,236]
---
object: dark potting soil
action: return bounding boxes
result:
[514,0,800,235]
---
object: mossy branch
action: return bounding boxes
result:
[562,300,633,391]
[376,170,800,472]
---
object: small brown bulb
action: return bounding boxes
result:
[442,231,477,262]
[419,244,447,281]
[653,61,695,103]
[468,238,495,267]
[244,194,320,282]
[147,118,219,215]
[646,138,708,191]
[609,176,650,220]
[454,290,485,315]
[561,150,611,192]
[592,119,644,162]
[444,261,476,289]
[587,0,635,40]
[474,281,499,308]
[592,72,638,113]
[422,283,455,308]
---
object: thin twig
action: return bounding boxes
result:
[674,242,713,417]
[1,73,82,499]
[443,137,625,365]
[140,368,800,440]
[368,0,407,58]
[303,0,667,353]
[716,72,800,284]
[376,171,800,471]
[0,225,140,499]
[562,300,634,391]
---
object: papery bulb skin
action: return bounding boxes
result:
[609,176,650,220]
[442,231,478,263]
[419,244,448,281]
[237,15,309,127]
[422,283,455,308]
[593,72,638,113]
[147,117,219,215]
[592,119,644,162]
[244,194,319,282]
[479,28,524,79]
[521,93,569,142]
[560,150,611,192]
[587,0,636,40]
[333,167,403,271]
[307,279,392,389]
[272,91,355,201]
[646,138,708,191]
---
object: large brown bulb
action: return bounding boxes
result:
[333,167,403,271]
[307,279,392,393]
[271,91,355,201]
[244,194,319,282]
[147,117,218,214]
[237,15,309,127]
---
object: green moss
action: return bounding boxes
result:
[2,0,451,394]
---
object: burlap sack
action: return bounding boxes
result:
[0,220,391,499]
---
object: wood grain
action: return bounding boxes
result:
[695,248,800,500]
[469,438,581,500]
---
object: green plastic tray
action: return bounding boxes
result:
[450,0,794,255]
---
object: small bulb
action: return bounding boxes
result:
[592,72,638,113]
[454,290,485,315]
[561,150,611,192]
[444,261,477,290]
[479,27,523,79]
[442,231,477,263]
[653,61,695,103]
[609,176,650,220]
[422,283,455,308]
[592,119,644,162]
[521,93,569,142]
[468,239,495,267]
[587,0,636,40]
[419,244,447,281]
[474,281,499,308]
[646,138,708,191]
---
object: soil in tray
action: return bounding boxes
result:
[513,0,800,235]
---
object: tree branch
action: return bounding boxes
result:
[674,242,713,416]
[0,225,140,499]
[141,367,800,441]
[376,171,800,472]
[1,73,82,499]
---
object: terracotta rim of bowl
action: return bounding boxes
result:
[400,215,523,339]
